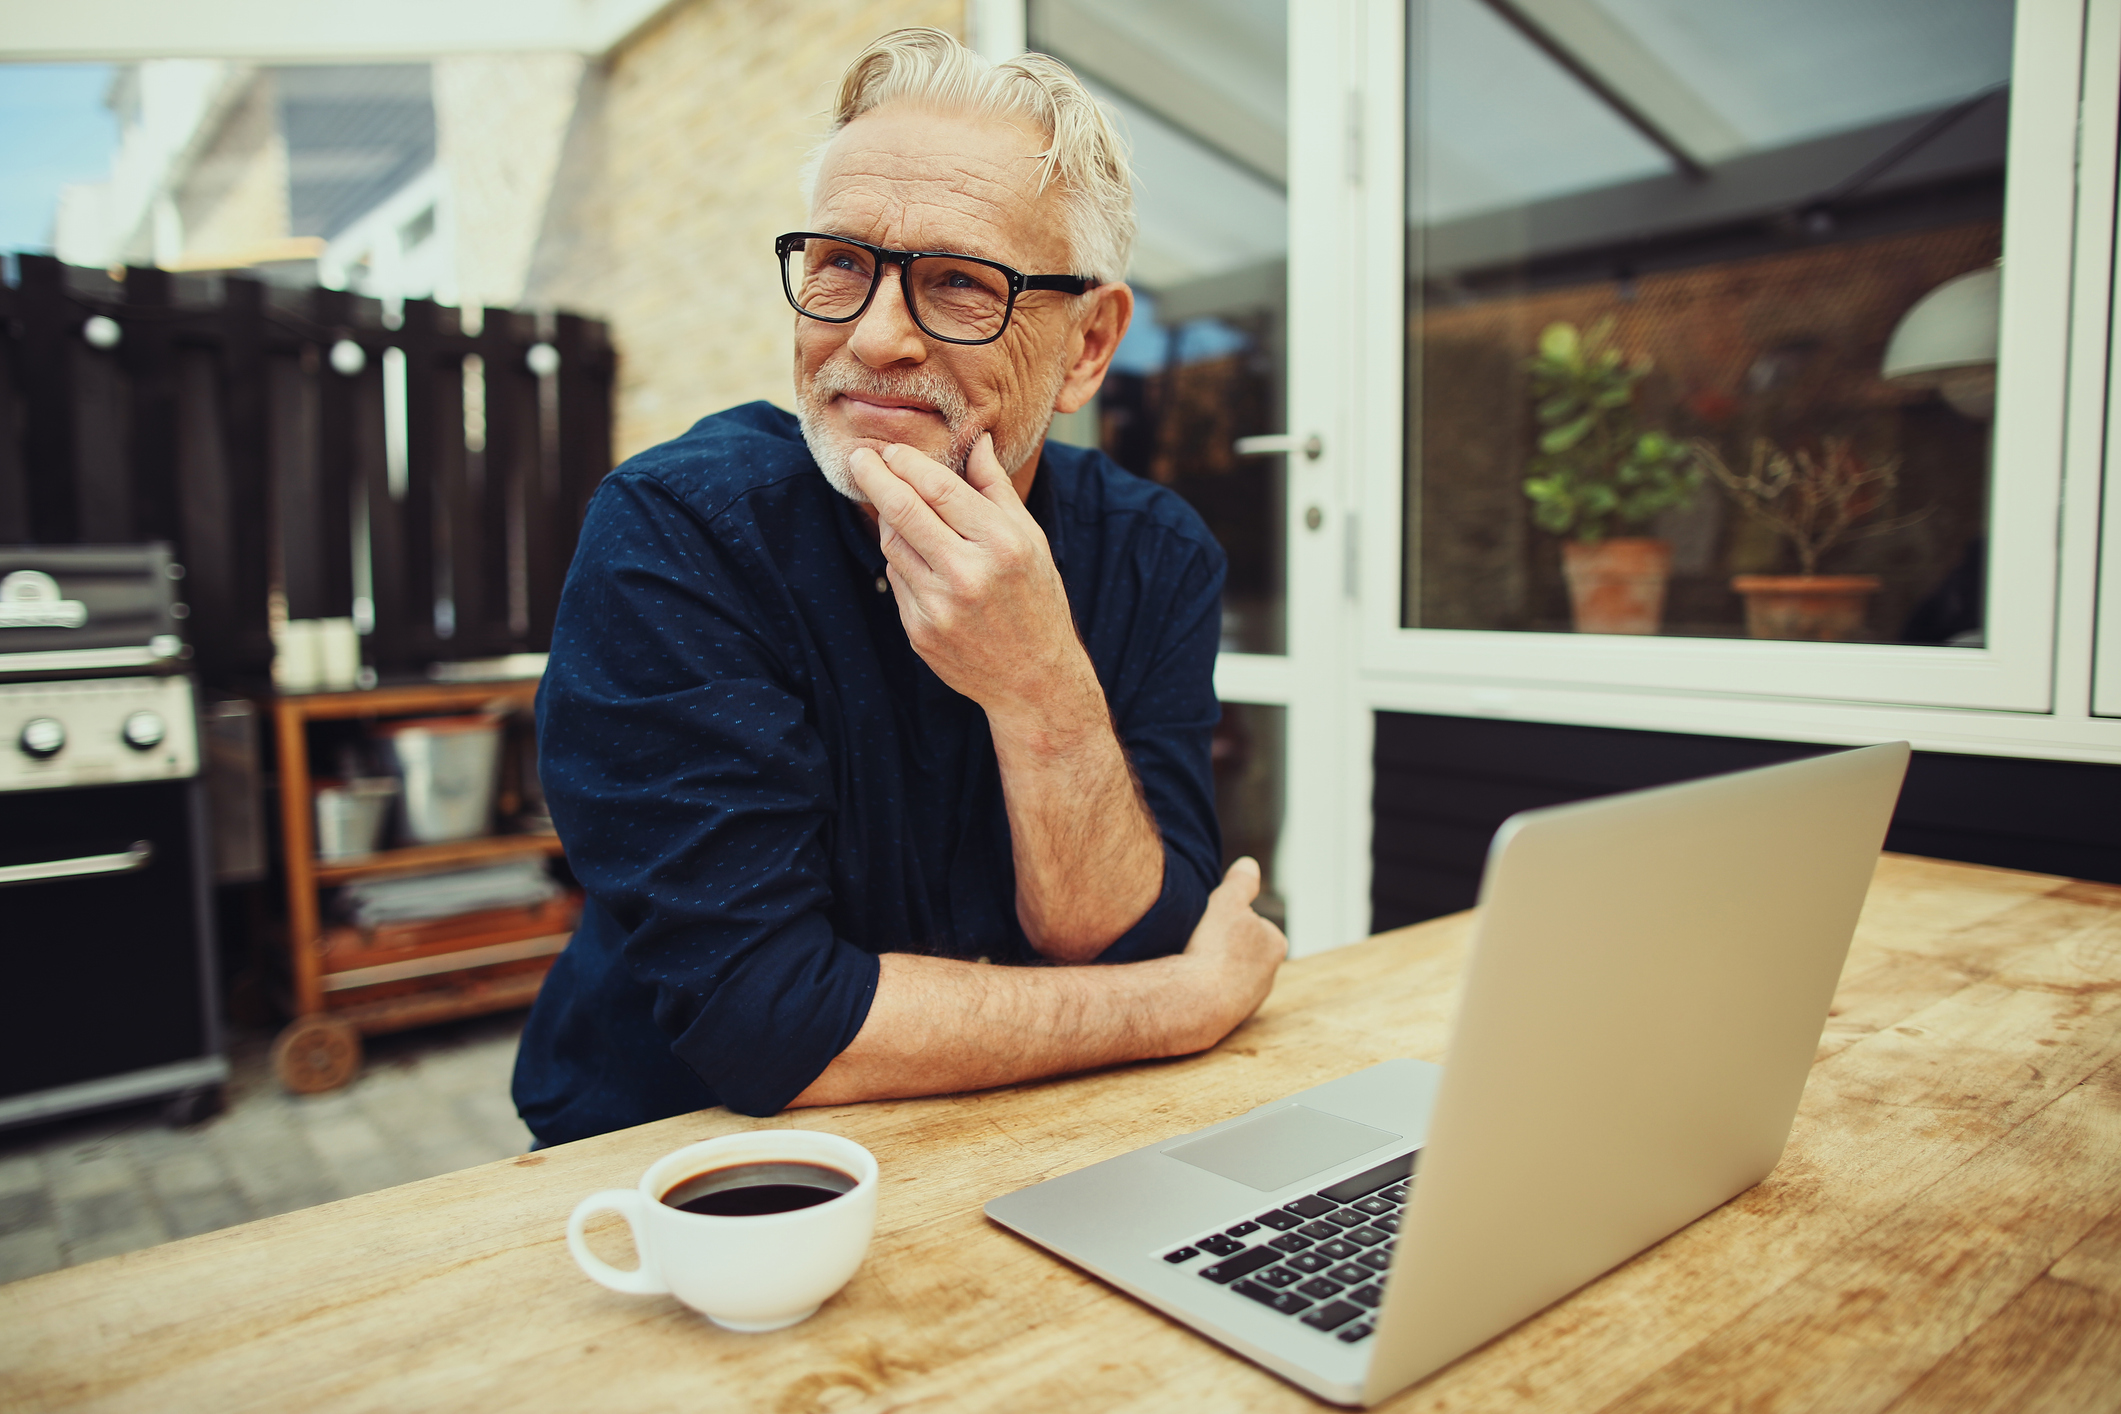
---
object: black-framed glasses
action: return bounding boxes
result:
[776,232,1095,346]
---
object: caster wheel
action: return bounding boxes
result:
[162,1085,224,1128]
[272,1015,363,1094]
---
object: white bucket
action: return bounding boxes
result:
[375,716,504,844]
[314,778,398,860]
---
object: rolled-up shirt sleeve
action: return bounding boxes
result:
[1087,530,1227,965]
[539,472,878,1116]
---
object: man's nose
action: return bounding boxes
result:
[846,264,928,368]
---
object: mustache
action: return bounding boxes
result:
[805,360,973,432]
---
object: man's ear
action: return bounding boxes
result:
[1054,282,1134,415]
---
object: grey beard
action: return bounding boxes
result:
[795,357,1059,503]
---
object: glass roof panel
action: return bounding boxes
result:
[1592,0,2014,150]
[1413,0,1669,225]
[1054,0,1287,136]
[1092,78,1288,290]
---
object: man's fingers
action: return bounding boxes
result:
[850,447,960,566]
[964,432,1011,498]
[848,446,925,521]
[1213,856,1263,909]
[873,514,933,579]
[881,442,1001,541]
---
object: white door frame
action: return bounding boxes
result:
[1222,0,1381,956]
[2091,0,2121,719]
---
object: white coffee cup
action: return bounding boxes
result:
[567,1130,878,1331]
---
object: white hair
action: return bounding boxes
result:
[799,28,1136,285]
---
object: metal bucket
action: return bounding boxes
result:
[313,778,398,860]
[374,716,503,844]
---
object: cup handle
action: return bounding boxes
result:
[568,1189,668,1295]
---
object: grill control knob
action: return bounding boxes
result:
[122,710,167,751]
[20,717,65,760]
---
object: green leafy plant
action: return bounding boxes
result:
[1521,319,1700,542]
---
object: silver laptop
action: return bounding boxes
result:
[986,742,1910,1406]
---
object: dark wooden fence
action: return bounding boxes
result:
[0,253,613,684]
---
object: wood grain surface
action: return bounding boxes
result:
[3,854,2116,1413]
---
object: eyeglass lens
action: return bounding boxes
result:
[784,238,1013,342]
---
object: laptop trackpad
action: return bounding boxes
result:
[1163,1105,1403,1192]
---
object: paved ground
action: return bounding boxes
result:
[0,1012,532,1286]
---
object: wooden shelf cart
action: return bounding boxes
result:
[266,679,575,1092]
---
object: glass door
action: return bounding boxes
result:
[1030,0,1320,936]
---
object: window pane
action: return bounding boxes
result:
[1404,0,2011,648]
[1032,0,1289,654]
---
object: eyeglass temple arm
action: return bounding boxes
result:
[1024,275,1097,295]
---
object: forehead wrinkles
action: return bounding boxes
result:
[814,183,1022,255]
[812,110,1069,267]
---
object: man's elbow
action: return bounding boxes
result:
[1019,856,1168,963]
[1020,905,1147,965]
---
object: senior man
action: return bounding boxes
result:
[514,29,1286,1146]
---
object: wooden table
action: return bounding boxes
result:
[4,855,2118,1412]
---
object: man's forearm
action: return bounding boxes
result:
[789,857,1286,1110]
[986,659,1163,963]
[844,439,1163,960]
[789,947,1204,1108]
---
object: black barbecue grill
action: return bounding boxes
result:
[0,544,225,1129]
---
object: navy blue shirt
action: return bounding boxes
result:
[512,403,1226,1144]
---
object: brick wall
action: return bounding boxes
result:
[525,0,965,460]
[174,71,290,262]
[435,54,586,313]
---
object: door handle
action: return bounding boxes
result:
[0,841,154,888]
[1233,433,1324,460]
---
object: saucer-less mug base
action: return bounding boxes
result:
[708,1304,819,1333]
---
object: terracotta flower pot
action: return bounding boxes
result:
[1731,574,1881,641]
[1562,537,1671,635]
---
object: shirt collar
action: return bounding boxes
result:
[832,483,888,577]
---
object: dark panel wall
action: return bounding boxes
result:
[1372,711,2121,933]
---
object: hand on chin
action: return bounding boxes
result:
[846,434,1087,719]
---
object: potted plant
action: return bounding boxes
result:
[1692,437,1926,641]
[1522,320,1701,634]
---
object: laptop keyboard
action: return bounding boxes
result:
[1160,1150,1418,1344]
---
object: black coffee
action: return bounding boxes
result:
[660,1161,856,1217]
